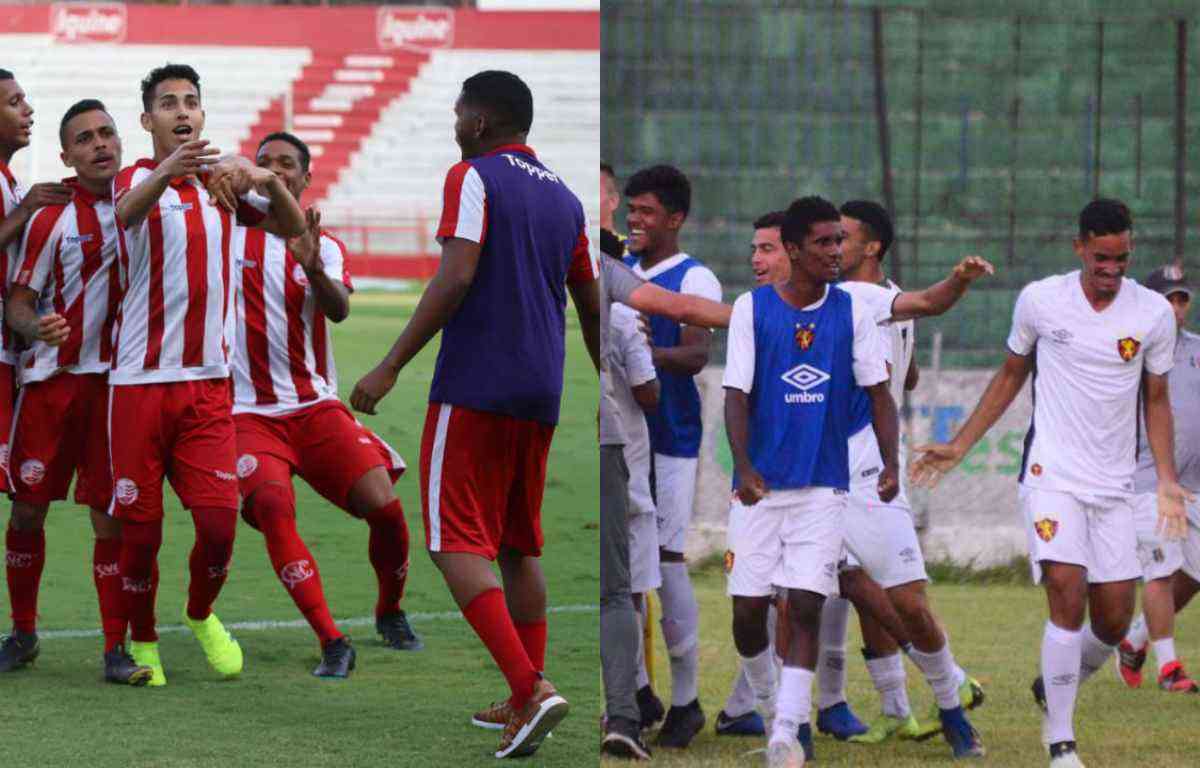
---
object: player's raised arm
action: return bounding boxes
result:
[237,164,305,237]
[0,183,72,251]
[890,255,994,321]
[287,208,349,322]
[115,139,219,229]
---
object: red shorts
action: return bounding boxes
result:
[419,402,555,560]
[0,363,14,493]
[108,378,238,522]
[10,372,110,508]
[234,399,404,526]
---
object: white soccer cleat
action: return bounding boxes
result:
[1049,749,1086,767]
[765,737,805,768]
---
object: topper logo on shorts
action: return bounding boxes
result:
[781,363,830,404]
[723,550,735,573]
[280,559,315,588]
[291,263,309,287]
[94,561,119,578]
[51,2,127,44]
[115,478,138,506]
[121,577,151,593]
[19,459,45,486]
[1117,336,1141,362]
[1034,518,1059,542]
[214,469,236,482]
[5,552,34,568]
[376,7,454,51]
[208,564,229,579]
[237,454,259,479]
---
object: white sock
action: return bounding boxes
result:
[1078,624,1115,685]
[816,597,851,710]
[865,651,911,718]
[908,642,961,709]
[1153,637,1178,670]
[658,562,700,706]
[1042,621,1082,745]
[740,646,779,721]
[1126,614,1149,649]
[772,666,814,744]
[634,599,650,689]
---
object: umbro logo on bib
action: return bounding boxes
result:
[781,364,829,404]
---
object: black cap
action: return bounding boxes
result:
[1144,264,1192,300]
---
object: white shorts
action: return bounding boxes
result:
[843,428,925,588]
[653,453,698,553]
[847,425,910,508]
[1131,492,1185,582]
[725,487,845,598]
[628,505,662,593]
[1020,486,1140,585]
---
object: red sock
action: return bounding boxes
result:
[119,520,162,643]
[252,484,342,647]
[463,587,538,708]
[93,538,125,652]
[6,527,46,633]
[515,618,547,673]
[186,507,237,621]
[366,499,410,618]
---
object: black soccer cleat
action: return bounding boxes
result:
[376,610,423,651]
[656,698,705,749]
[601,715,652,760]
[103,644,154,686]
[0,630,39,672]
[313,636,356,678]
[636,684,665,730]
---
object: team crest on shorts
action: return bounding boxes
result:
[1034,518,1059,542]
[236,454,259,479]
[795,323,816,350]
[1117,336,1141,362]
[19,459,45,486]
[115,478,139,506]
[723,550,735,573]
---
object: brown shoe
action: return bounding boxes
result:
[472,699,513,730]
[494,678,570,759]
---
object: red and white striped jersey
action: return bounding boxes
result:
[0,162,27,365]
[110,159,268,385]
[12,179,121,384]
[231,227,352,417]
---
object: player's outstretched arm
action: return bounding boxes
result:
[568,279,602,374]
[1144,372,1195,539]
[626,282,732,330]
[865,381,900,502]
[891,255,995,321]
[241,165,306,237]
[116,139,220,229]
[910,351,1032,487]
[0,184,72,251]
[725,387,767,505]
[5,285,68,347]
[349,236,482,415]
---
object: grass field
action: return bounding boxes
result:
[0,291,600,768]
[616,561,1200,767]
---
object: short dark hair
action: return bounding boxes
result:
[781,196,841,247]
[461,70,533,135]
[623,164,691,217]
[0,69,13,82]
[601,162,615,179]
[753,211,786,231]
[840,200,895,259]
[257,131,311,173]
[1079,198,1132,239]
[600,228,625,259]
[59,99,110,147]
[141,63,201,113]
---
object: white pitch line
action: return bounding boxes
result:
[36,603,599,641]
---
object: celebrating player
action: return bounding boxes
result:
[222,131,418,678]
[1113,264,1200,692]
[350,70,597,759]
[911,199,1192,768]
[0,99,150,684]
[623,164,721,747]
[108,63,304,686]
[723,196,897,768]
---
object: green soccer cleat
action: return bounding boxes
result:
[848,713,922,744]
[129,640,167,687]
[183,610,243,679]
[913,677,985,741]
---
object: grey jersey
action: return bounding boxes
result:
[600,255,647,446]
[1133,329,1200,493]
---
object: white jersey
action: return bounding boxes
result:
[628,253,722,303]
[13,181,120,384]
[1008,271,1175,495]
[884,278,915,407]
[231,227,351,417]
[1133,329,1200,493]
[608,302,656,517]
[0,162,26,365]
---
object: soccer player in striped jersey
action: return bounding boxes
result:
[0,99,150,684]
[109,63,304,687]
[350,70,598,759]
[224,131,418,678]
